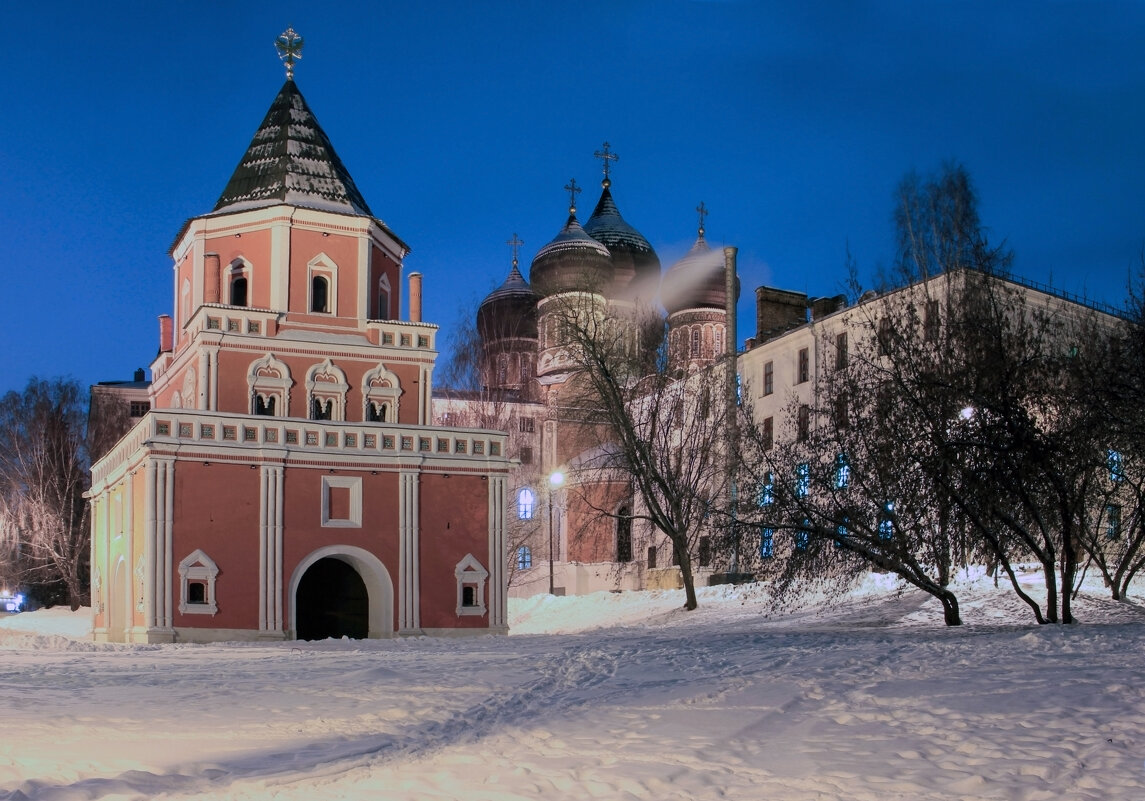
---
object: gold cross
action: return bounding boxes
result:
[593,142,619,182]
[506,234,524,268]
[564,178,581,214]
[276,27,304,80]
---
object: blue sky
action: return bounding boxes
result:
[2,1,1143,396]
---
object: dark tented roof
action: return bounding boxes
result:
[213,80,373,217]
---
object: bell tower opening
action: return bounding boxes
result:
[295,557,369,640]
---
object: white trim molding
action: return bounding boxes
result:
[321,475,363,528]
[178,548,219,615]
[455,553,489,617]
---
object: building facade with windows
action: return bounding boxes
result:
[89,73,512,643]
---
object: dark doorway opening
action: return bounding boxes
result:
[296,557,369,640]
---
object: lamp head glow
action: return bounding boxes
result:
[549,471,565,487]
[960,406,975,421]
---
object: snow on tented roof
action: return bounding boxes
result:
[212,80,373,217]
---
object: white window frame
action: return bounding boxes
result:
[455,554,489,616]
[307,253,339,315]
[306,358,349,421]
[321,475,363,528]
[178,549,219,615]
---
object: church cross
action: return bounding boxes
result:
[276,27,304,80]
[696,201,708,238]
[564,178,581,214]
[506,233,524,268]
[594,142,619,183]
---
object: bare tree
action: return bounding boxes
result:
[0,377,90,608]
[549,294,732,610]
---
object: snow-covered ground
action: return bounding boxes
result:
[2,570,1145,800]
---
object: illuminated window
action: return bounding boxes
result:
[1109,449,1125,482]
[757,473,775,506]
[795,463,810,498]
[759,527,774,558]
[516,546,533,569]
[879,501,895,540]
[795,520,810,551]
[517,488,535,520]
[835,453,850,489]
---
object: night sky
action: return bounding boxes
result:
[3,1,1143,396]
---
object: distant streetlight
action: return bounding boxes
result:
[548,471,565,595]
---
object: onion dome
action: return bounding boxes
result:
[477,259,539,341]
[529,199,613,296]
[584,179,661,299]
[661,211,739,314]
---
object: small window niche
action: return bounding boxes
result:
[455,554,489,616]
[321,475,363,528]
[178,549,219,615]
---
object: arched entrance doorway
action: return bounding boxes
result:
[295,558,368,640]
[289,546,395,640]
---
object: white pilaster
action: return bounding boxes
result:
[398,470,421,634]
[487,474,508,631]
[259,464,285,635]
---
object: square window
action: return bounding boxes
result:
[400,334,412,347]
[490,442,501,456]
[200,424,215,439]
[455,440,467,454]
[156,421,170,436]
[227,319,240,332]
[306,432,318,445]
[382,332,394,345]
[364,434,377,448]
[401,436,414,451]
[222,426,236,440]
[419,437,431,452]
[473,441,485,455]
[265,429,278,443]
[437,438,449,452]
[418,335,430,348]
[248,321,261,333]
[344,433,357,447]
[285,430,299,444]
[243,427,257,441]
[179,423,193,437]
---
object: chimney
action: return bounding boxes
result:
[133,367,145,383]
[204,253,221,304]
[159,315,173,353]
[409,272,423,322]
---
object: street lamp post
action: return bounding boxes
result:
[548,471,564,595]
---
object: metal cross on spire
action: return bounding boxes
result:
[593,142,619,186]
[696,201,708,239]
[564,178,581,215]
[506,233,524,269]
[275,27,304,80]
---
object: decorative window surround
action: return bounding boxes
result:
[321,475,363,528]
[362,364,401,422]
[455,554,488,616]
[306,359,349,421]
[178,549,219,615]
[307,253,338,315]
[248,354,293,416]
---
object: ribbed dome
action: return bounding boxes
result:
[477,262,539,340]
[584,181,661,300]
[529,214,613,296]
[661,233,738,314]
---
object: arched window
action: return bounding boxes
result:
[616,504,633,563]
[361,364,401,423]
[690,328,701,357]
[306,359,349,421]
[231,275,248,307]
[178,549,219,615]
[311,275,330,313]
[247,354,292,417]
[516,546,533,570]
[517,488,536,520]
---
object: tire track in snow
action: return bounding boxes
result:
[0,644,624,801]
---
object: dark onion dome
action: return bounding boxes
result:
[661,231,740,314]
[529,213,613,297]
[583,180,661,299]
[477,262,539,341]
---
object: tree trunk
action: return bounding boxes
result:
[674,539,698,611]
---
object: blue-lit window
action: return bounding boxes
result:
[1109,449,1125,483]
[835,515,849,547]
[835,453,850,490]
[795,519,811,551]
[758,473,775,507]
[795,463,810,498]
[759,527,774,559]
[517,488,536,520]
[878,501,895,540]
[1106,504,1122,540]
[516,545,533,569]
